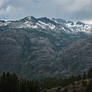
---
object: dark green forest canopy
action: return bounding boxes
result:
[0,68,92,92]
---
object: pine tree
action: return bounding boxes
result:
[86,80,92,92]
[0,72,19,92]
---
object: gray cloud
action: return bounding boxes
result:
[0,0,92,21]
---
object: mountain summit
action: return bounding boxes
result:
[0,16,92,33]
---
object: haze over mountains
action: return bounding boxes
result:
[0,16,92,78]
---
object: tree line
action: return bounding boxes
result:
[0,68,92,92]
[0,72,41,92]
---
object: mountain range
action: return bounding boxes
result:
[0,16,92,78]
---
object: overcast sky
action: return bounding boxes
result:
[0,0,92,23]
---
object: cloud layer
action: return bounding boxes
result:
[0,0,92,20]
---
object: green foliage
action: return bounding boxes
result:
[82,72,87,80]
[86,80,92,92]
[0,72,41,92]
[0,68,92,92]
[88,68,92,79]
[0,72,19,92]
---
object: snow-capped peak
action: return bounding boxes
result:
[20,16,37,22]
[5,16,57,30]
[0,20,11,27]
[65,20,92,33]
[0,16,92,34]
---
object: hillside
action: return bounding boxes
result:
[57,37,92,76]
[0,16,92,77]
